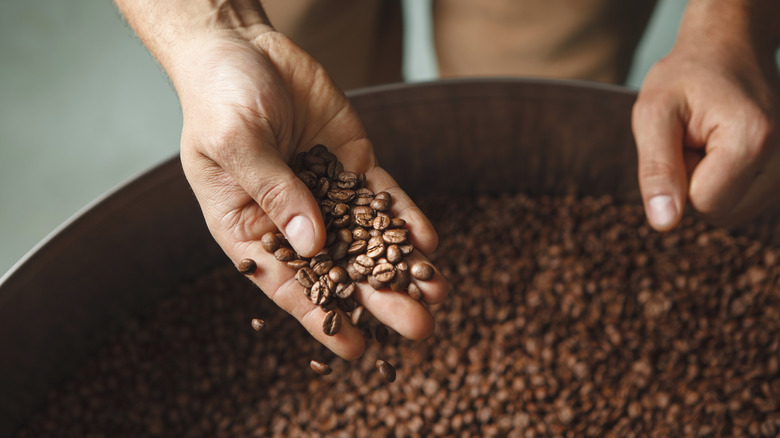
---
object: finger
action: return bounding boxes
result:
[352,282,435,341]
[687,118,770,220]
[212,135,327,257]
[404,250,449,305]
[364,166,439,253]
[632,93,689,231]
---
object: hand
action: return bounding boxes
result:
[632,11,780,231]
[172,31,448,359]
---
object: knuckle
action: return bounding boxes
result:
[638,159,677,182]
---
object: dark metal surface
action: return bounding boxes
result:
[0,78,775,435]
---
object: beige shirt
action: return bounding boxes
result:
[264,0,658,89]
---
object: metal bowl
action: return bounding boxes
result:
[1,78,777,435]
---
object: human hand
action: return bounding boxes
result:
[171,31,448,359]
[632,6,780,231]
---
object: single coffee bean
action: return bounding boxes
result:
[296,267,317,288]
[287,260,309,270]
[314,177,330,198]
[366,236,386,259]
[352,206,375,228]
[376,257,389,265]
[332,202,349,216]
[311,254,334,276]
[336,228,353,244]
[375,325,389,344]
[310,281,330,306]
[352,227,371,241]
[410,262,435,281]
[250,318,265,332]
[395,260,409,271]
[321,298,337,312]
[322,310,342,336]
[319,198,336,213]
[373,263,396,283]
[373,215,391,231]
[353,255,375,276]
[383,228,408,245]
[353,188,375,206]
[261,232,281,254]
[303,151,327,167]
[370,197,391,212]
[386,245,402,264]
[324,231,337,247]
[390,268,411,292]
[327,188,355,203]
[237,258,257,276]
[329,240,349,260]
[274,248,297,262]
[407,282,423,301]
[308,144,328,156]
[389,218,406,228]
[332,214,351,228]
[337,296,357,312]
[296,170,318,189]
[327,159,342,180]
[320,275,336,295]
[328,266,349,284]
[369,229,382,237]
[335,281,356,300]
[376,359,397,382]
[367,274,387,291]
[310,360,332,375]
[347,240,368,255]
[347,262,367,282]
[337,171,359,189]
[399,243,415,256]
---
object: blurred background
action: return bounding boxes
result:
[0,0,714,277]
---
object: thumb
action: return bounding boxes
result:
[632,94,689,231]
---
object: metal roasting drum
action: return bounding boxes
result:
[1,78,779,435]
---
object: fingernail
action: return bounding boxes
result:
[648,195,677,229]
[285,215,315,255]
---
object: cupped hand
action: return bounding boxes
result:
[171,30,448,359]
[632,36,780,231]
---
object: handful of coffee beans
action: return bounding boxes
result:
[255,145,433,339]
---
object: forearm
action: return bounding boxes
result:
[114,0,273,75]
[677,0,780,58]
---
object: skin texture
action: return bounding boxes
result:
[114,0,448,360]
[632,0,780,230]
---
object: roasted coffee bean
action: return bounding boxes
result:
[321,298,337,312]
[390,268,411,292]
[237,258,257,276]
[376,359,396,382]
[274,248,297,262]
[328,266,349,284]
[337,296,357,313]
[372,263,396,283]
[395,260,409,271]
[375,325,389,344]
[322,310,342,336]
[308,144,328,156]
[261,232,281,253]
[352,227,371,241]
[353,188,375,206]
[376,257,389,265]
[296,170,318,189]
[314,177,330,198]
[295,267,317,288]
[369,229,382,238]
[250,318,265,331]
[303,151,327,166]
[319,198,336,214]
[372,215,391,231]
[329,241,349,260]
[386,245,402,264]
[309,281,330,306]
[382,228,408,245]
[324,231,337,247]
[332,202,349,217]
[367,274,387,291]
[332,214,351,228]
[410,262,435,281]
[361,326,372,340]
[286,260,309,270]
[352,206,375,228]
[327,159,341,180]
[347,240,368,255]
[389,218,406,228]
[370,195,391,212]
[327,189,355,203]
[309,360,332,376]
[336,228,353,244]
[399,243,415,256]
[335,281,356,299]
[337,171,359,189]
[353,254,375,276]
[366,236,386,259]
[407,282,423,301]
[319,275,336,295]
[311,254,334,276]
[346,262,367,282]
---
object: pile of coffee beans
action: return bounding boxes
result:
[16,193,780,437]
[253,145,431,339]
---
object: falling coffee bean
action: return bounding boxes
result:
[236,258,257,276]
[322,310,342,336]
[376,359,396,382]
[310,360,332,376]
[250,318,265,331]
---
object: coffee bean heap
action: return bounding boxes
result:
[257,145,431,338]
[16,193,780,437]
